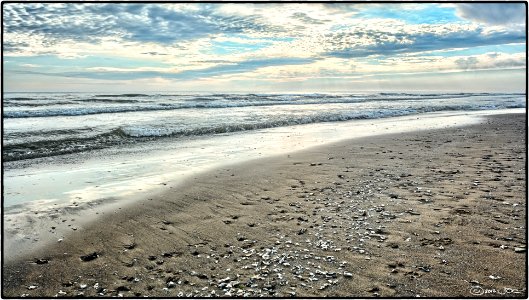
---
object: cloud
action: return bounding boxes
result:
[6,57,316,81]
[226,51,525,84]
[324,25,525,58]
[291,12,330,25]
[2,41,29,52]
[5,3,523,60]
[476,52,526,70]
[141,52,169,56]
[2,3,276,48]
[455,3,526,25]
[455,57,479,70]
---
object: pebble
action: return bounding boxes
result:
[34,258,49,264]
[319,283,331,290]
[80,252,99,262]
[418,266,431,272]
[218,277,231,283]
[116,285,130,292]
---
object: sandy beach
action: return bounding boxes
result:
[2,113,526,298]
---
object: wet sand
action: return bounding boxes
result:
[2,113,526,298]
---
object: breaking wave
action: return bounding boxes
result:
[3,101,525,162]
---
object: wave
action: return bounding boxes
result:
[3,130,124,162]
[3,104,525,162]
[94,94,149,97]
[3,128,97,146]
[5,97,36,101]
[3,101,78,107]
[73,98,145,103]
[5,93,523,118]
[4,109,406,161]
[117,109,421,138]
[115,104,526,138]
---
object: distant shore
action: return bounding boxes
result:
[2,113,526,298]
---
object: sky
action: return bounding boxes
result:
[2,2,527,93]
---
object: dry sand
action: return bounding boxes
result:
[2,113,526,298]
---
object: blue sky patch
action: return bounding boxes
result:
[210,40,273,55]
[4,55,171,70]
[357,4,462,24]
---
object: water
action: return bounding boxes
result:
[3,92,525,162]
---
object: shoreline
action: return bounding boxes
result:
[3,109,501,262]
[2,113,527,297]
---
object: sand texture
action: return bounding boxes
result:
[2,113,526,298]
